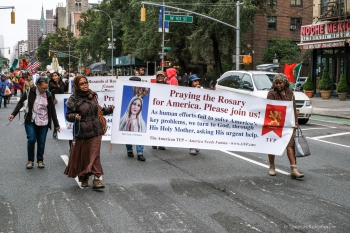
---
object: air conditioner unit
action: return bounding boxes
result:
[290,25,297,30]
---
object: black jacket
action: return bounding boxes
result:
[49,78,68,99]
[11,87,60,130]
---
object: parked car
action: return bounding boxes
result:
[296,76,308,86]
[215,71,312,124]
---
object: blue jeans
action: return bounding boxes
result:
[126,145,144,155]
[0,95,7,107]
[24,122,49,162]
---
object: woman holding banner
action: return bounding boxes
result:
[64,74,114,189]
[267,73,304,179]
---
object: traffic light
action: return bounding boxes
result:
[8,49,10,54]
[11,11,15,24]
[239,55,252,65]
[141,7,146,21]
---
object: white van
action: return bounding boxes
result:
[215,71,312,124]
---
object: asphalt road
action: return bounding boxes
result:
[0,103,349,233]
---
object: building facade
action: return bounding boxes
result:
[66,0,89,37]
[298,0,350,94]
[27,19,41,53]
[243,0,313,75]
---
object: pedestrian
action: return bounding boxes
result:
[267,73,304,179]
[134,70,140,76]
[165,68,179,86]
[64,74,115,189]
[0,75,11,108]
[188,74,202,155]
[182,72,188,86]
[49,71,68,138]
[18,72,28,96]
[152,71,167,150]
[23,73,35,93]
[119,76,147,161]
[139,67,145,75]
[8,77,60,169]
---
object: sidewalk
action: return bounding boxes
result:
[311,96,350,119]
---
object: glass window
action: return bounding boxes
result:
[291,0,302,6]
[218,74,241,89]
[290,18,302,30]
[252,74,273,90]
[268,17,277,30]
[240,74,254,91]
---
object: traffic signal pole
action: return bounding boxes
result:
[0,6,15,24]
[141,1,244,70]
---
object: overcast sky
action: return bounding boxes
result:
[0,0,99,59]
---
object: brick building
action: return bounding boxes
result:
[298,0,350,95]
[243,0,313,75]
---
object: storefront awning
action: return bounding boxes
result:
[298,39,346,50]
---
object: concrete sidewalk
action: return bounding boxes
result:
[311,96,350,119]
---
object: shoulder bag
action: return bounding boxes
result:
[294,126,311,157]
[94,97,107,134]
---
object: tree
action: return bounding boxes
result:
[261,38,301,64]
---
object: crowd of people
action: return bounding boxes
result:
[3,67,303,191]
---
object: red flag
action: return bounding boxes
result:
[261,104,287,137]
[283,63,297,82]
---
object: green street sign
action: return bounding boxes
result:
[57,53,67,58]
[164,14,193,23]
[160,46,171,51]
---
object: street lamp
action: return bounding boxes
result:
[94,9,114,74]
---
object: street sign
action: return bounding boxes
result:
[160,45,172,50]
[57,53,67,58]
[158,52,167,55]
[164,14,193,23]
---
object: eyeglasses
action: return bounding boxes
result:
[78,81,88,86]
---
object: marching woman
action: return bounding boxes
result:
[64,74,114,189]
[49,71,68,138]
[267,73,304,179]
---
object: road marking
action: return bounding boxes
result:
[60,155,84,189]
[301,128,334,131]
[310,132,350,139]
[308,138,350,148]
[220,150,290,175]
[306,123,337,128]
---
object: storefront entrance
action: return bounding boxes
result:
[313,46,350,94]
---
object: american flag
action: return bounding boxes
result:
[26,57,40,73]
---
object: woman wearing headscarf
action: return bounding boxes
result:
[64,74,114,189]
[267,73,304,179]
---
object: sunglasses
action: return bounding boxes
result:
[78,81,89,86]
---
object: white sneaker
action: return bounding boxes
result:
[190,148,197,155]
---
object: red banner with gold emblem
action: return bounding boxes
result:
[262,104,287,137]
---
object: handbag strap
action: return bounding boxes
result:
[18,90,30,125]
[295,125,303,137]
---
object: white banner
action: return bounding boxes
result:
[111,81,295,155]
[55,92,114,141]
[68,76,155,93]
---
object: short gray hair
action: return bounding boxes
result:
[273,73,289,87]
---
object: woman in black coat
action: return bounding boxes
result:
[49,71,68,138]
